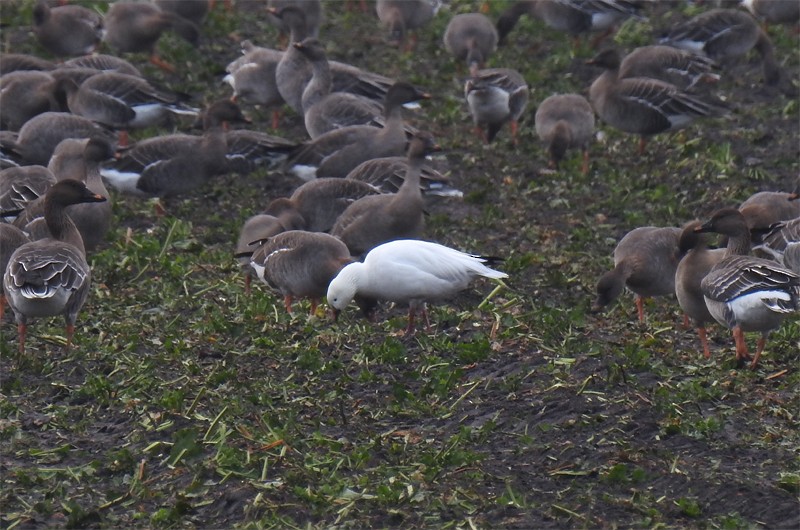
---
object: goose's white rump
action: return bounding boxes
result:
[326,239,508,332]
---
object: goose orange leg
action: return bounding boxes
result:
[65,323,75,351]
[635,296,645,323]
[732,326,752,364]
[581,149,590,175]
[149,54,176,73]
[697,326,711,359]
[283,295,293,314]
[750,335,767,370]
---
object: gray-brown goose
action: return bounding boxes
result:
[236,210,306,294]
[267,0,324,40]
[619,45,720,90]
[694,208,800,368]
[330,132,439,257]
[100,100,247,197]
[0,54,55,76]
[376,0,437,48]
[465,68,529,144]
[224,41,284,128]
[0,70,63,131]
[753,217,800,273]
[271,6,398,115]
[103,1,200,73]
[346,156,462,198]
[0,112,116,167]
[534,93,595,174]
[32,1,103,57]
[3,180,107,354]
[660,8,780,86]
[593,226,682,322]
[156,0,211,27]
[443,13,498,72]
[250,230,351,314]
[0,165,56,217]
[58,73,198,145]
[588,48,725,154]
[0,224,30,320]
[742,0,800,29]
[61,54,142,77]
[738,191,800,241]
[265,178,380,233]
[286,82,430,180]
[675,221,726,359]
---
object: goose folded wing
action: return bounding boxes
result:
[8,247,88,295]
[702,256,800,302]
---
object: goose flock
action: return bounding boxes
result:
[0,0,798,369]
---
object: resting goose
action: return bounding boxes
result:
[331,132,438,256]
[223,129,300,175]
[0,165,57,217]
[534,93,595,174]
[286,81,430,180]
[103,1,200,73]
[675,221,726,359]
[0,70,63,131]
[376,0,437,48]
[3,180,107,354]
[265,179,380,233]
[32,1,103,57]
[695,208,799,368]
[100,100,248,197]
[0,54,55,76]
[61,54,142,77]
[0,112,116,167]
[250,230,352,315]
[619,45,720,90]
[465,68,529,144]
[443,13,498,72]
[588,48,725,154]
[593,226,682,322]
[271,6,397,114]
[58,73,199,146]
[327,239,508,335]
[660,8,780,86]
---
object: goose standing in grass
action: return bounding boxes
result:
[754,217,800,273]
[267,0,324,40]
[660,8,780,86]
[100,100,249,197]
[593,226,682,323]
[694,208,800,369]
[3,180,107,355]
[738,191,800,241]
[286,82,430,180]
[675,221,726,359]
[376,0,438,49]
[443,13,498,72]
[618,45,720,90]
[250,230,352,315]
[534,93,595,174]
[224,41,284,129]
[0,112,116,167]
[58,73,199,146]
[327,239,508,335]
[346,156,462,198]
[264,178,380,233]
[0,165,56,217]
[330,133,439,257]
[587,48,726,155]
[465,68,529,144]
[0,71,64,131]
[236,212,305,294]
[32,1,103,57]
[103,1,200,73]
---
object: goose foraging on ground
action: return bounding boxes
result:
[695,208,800,369]
[534,93,595,174]
[465,68,529,144]
[327,239,508,335]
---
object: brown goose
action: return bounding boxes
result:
[236,211,305,294]
[223,129,300,175]
[738,191,800,241]
[443,13,498,72]
[0,54,54,76]
[286,82,430,180]
[100,100,247,197]
[330,132,439,257]
[250,230,351,314]
[61,54,142,77]
[742,0,800,29]
[694,208,799,368]
[619,45,720,90]
[271,6,398,115]
[534,93,595,174]
[0,112,116,167]
[0,224,30,320]
[32,1,103,57]
[593,226,682,322]
[103,1,200,73]
[376,0,437,48]
[267,0,324,40]
[3,180,107,354]
[465,68,529,144]
[753,217,800,273]
[58,73,198,145]
[660,8,780,86]
[0,165,56,216]
[588,48,725,154]
[265,178,380,233]
[0,70,63,131]
[675,221,726,359]
[346,156,462,198]
[224,41,284,128]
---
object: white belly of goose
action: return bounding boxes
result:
[8,285,72,317]
[705,290,794,332]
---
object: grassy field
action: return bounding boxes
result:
[1,0,799,528]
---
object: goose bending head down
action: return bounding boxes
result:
[3,180,107,355]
